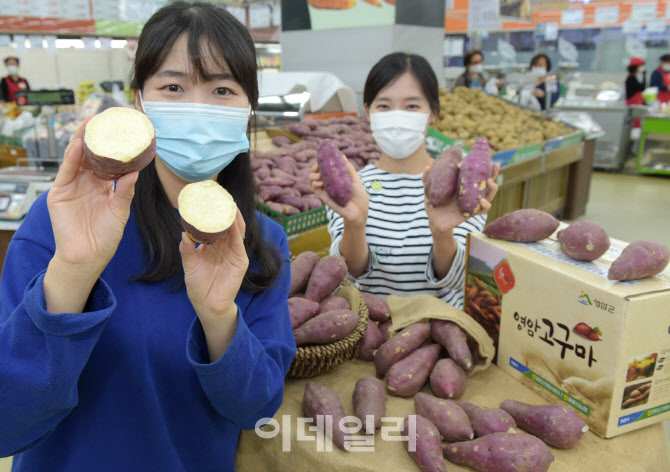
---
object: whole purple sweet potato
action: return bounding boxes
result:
[295,149,317,163]
[295,181,315,195]
[457,137,493,217]
[402,415,447,472]
[276,195,307,213]
[302,194,324,210]
[500,400,589,449]
[557,220,610,262]
[425,145,462,207]
[414,393,474,442]
[280,187,301,198]
[288,122,311,137]
[443,432,554,472]
[318,296,350,314]
[289,251,320,297]
[293,309,359,346]
[608,240,670,281]
[257,185,283,202]
[304,256,348,302]
[302,382,348,450]
[374,322,431,378]
[358,321,384,361]
[430,320,473,373]
[362,292,390,322]
[317,139,353,207]
[455,401,516,437]
[288,297,320,329]
[430,359,467,400]
[353,376,386,431]
[265,201,299,215]
[272,135,292,147]
[483,209,560,242]
[386,344,442,397]
[378,320,391,343]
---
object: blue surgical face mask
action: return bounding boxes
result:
[139,91,251,182]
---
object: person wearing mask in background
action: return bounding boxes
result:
[1,56,30,103]
[311,53,500,309]
[0,2,295,470]
[530,54,559,111]
[625,57,646,106]
[649,53,670,104]
[454,50,486,90]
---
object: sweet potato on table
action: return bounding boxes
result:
[289,251,320,297]
[557,220,610,262]
[304,255,348,302]
[457,137,493,217]
[386,344,442,397]
[378,320,391,343]
[293,309,359,347]
[414,393,474,442]
[455,401,516,437]
[425,145,462,207]
[483,209,559,242]
[317,139,353,207]
[430,359,467,400]
[443,432,554,472]
[302,382,348,451]
[302,194,324,210]
[276,195,307,212]
[374,322,431,378]
[318,296,350,314]
[362,292,391,322]
[258,185,283,202]
[430,320,473,372]
[288,297,320,329]
[500,400,589,448]
[608,240,670,281]
[358,320,384,361]
[272,136,292,147]
[353,376,386,431]
[402,415,447,472]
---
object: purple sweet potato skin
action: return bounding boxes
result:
[317,139,353,207]
[353,376,386,431]
[430,320,473,373]
[265,201,299,215]
[288,297,320,329]
[293,309,359,346]
[483,209,560,242]
[443,432,555,472]
[386,344,442,397]
[318,296,350,314]
[425,145,462,207]
[403,415,447,472]
[305,256,348,302]
[358,321,384,361]
[362,292,391,322]
[608,240,670,281]
[302,382,348,450]
[455,401,517,437]
[378,321,391,343]
[500,400,588,449]
[557,220,610,262]
[414,393,474,442]
[374,322,431,378]
[430,359,467,400]
[457,137,493,217]
[290,251,320,297]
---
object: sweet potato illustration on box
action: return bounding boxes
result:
[626,353,658,382]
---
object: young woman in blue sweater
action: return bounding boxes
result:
[0,2,296,471]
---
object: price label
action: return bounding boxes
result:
[249,5,271,29]
[468,0,501,32]
[631,3,657,22]
[561,9,584,26]
[595,6,619,25]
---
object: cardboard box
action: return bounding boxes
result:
[464,229,670,438]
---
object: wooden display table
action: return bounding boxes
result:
[236,360,669,472]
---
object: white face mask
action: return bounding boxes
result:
[370,110,430,160]
[531,67,547,76]
[663,64,670,72]
[6,65,18,75]
[469,64,484,74]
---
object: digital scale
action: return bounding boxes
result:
[14,89,75,107]
[0,162,58,220]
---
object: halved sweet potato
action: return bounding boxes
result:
[178,180,237,244]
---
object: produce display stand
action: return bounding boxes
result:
[637,115,670,176]
[235,360,670,471]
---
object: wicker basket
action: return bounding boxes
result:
[287,281,369,379]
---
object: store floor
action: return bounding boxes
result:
[0,172,668,470]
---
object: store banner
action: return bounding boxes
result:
[470,0,502,32]
[560,8,584,26]
[28,35,45,48]
[531,0,568,14]
[630,3,658,22]
[666,2,670,20]
[594,6,619,25]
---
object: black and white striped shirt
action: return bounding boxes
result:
[327,164,487,310]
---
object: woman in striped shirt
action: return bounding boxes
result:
[311,53,499,309]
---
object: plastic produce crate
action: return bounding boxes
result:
[255,201,328,236]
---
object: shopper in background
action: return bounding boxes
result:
[649,53,670,104]
[0,2,295,471]
[1,56,30,103]
[311,53,499,310]
[530,53,559,110]
[625,57,646,106]
[454,49,487,90]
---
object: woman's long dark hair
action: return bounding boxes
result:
[130,1,281,292]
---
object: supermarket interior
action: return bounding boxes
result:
[1,1,670,471]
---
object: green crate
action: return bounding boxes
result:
[255,201,328,236]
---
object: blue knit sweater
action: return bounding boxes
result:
[0,193,296,471]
